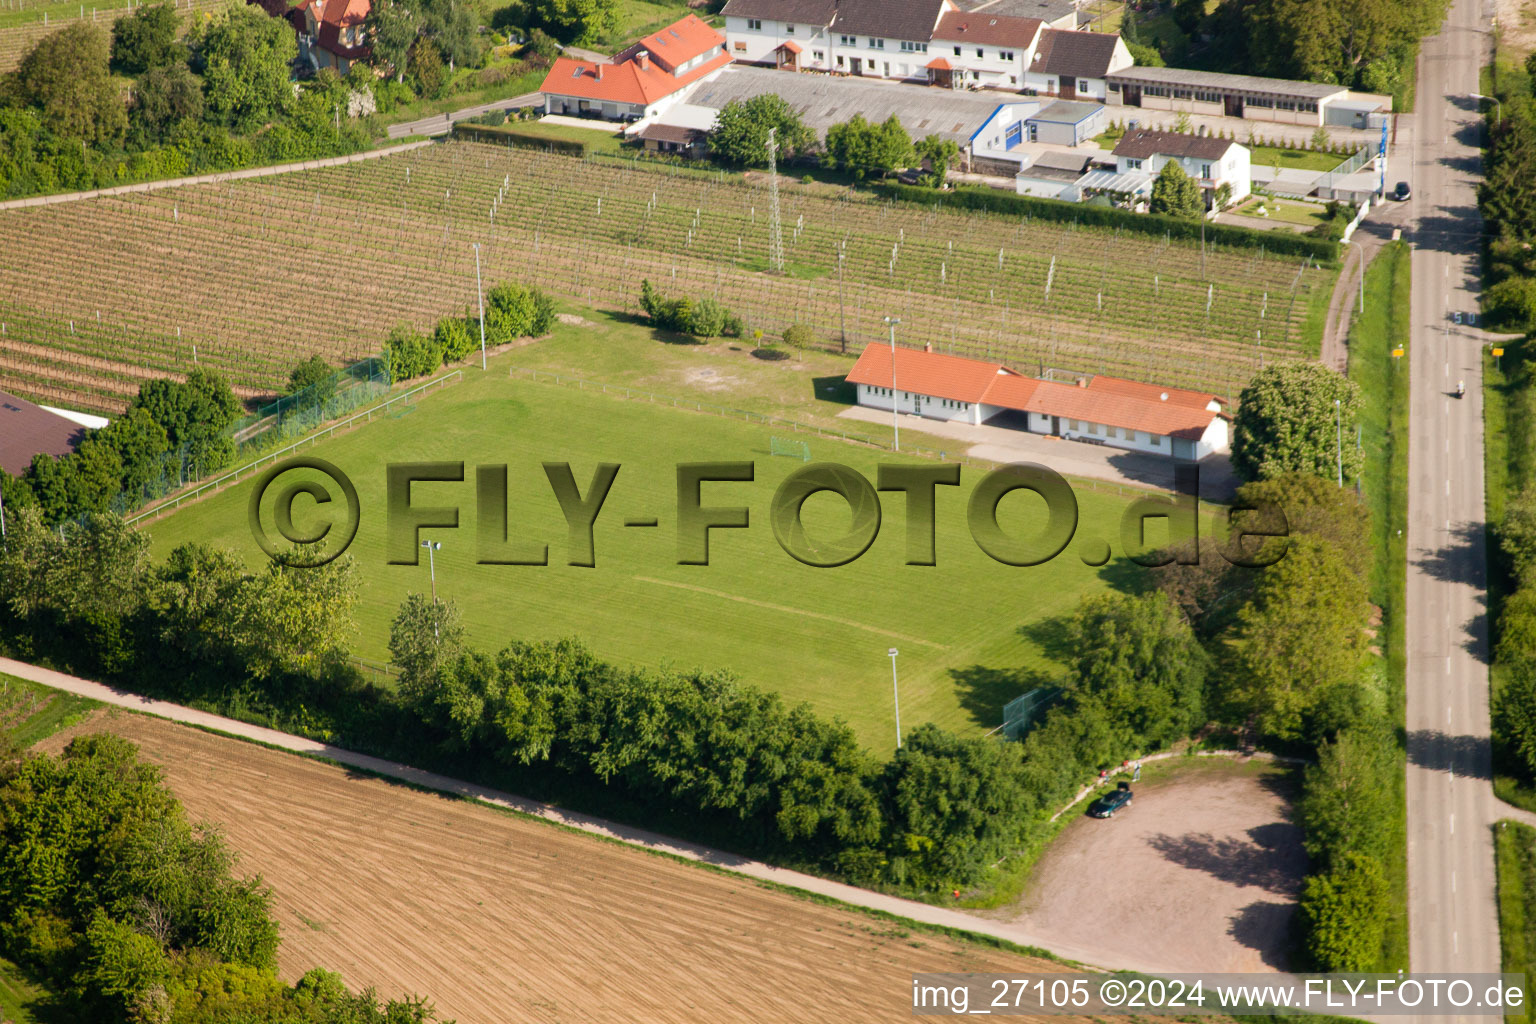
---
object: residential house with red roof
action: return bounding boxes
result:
[927,11,1043,90]
[293,0,371,74]
[539,14,732,121]
[844,343,1228,460]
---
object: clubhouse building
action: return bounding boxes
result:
[845,343,1229,460]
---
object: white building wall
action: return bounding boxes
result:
[829,33,934,79]
[932,39,1035,89]
[725,17,832,67]
[1060,417,1175,455]
[1195,417,1229,459]
[857,383,978,423]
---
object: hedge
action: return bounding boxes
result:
[872,182,1340,261]
[452,123,589,157]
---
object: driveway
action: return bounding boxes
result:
[837,405,1237,501]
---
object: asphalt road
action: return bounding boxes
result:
[384,91,542,139]
[1403,0,1501,1000]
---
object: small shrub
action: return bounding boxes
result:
[434,316,476,362]
[782,323,817,351]
[639,280,742,339]
[382,323,442,383]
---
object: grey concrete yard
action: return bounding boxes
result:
[837,405,1237,501]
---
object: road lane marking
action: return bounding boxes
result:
[1447,656,1452,674]
[1453,871,1457,893]
[1448,705,1452,723]
[1451,813,1455,835]
[1446,479,1451,495]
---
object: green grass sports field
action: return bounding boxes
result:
[145,330,1155,749]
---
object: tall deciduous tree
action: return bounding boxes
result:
[1299,851,1389,970]
[192,6,297,131]
[389,592,465,711]
[111,2,181,74]
[1232,362,1364,482]
[707,94,815,168]
[914,134,959,188]
[825,114,912,180]
[129,63,204,145]
[1062,591,1209,749]
[17,24,128,146]
[1235,472,1372,582]
[524,0,619,44]
[1227,535,1369,740]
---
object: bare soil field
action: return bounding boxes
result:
[38,711,1084,1024]
[988,758,1306,974]
[1496,0,1536,60]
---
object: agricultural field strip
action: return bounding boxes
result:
[0,143,1329,411]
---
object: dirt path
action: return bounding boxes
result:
[986,760,1306,974]
[36,709,1082,1023]
[0,657,1136,973]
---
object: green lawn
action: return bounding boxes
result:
[1234,197,1332,229]
[0,955,49,1024]
[1498,820,1536,1024]
[143,315,1146,750]
[519,117,629,155]
[1248,145,1350,173]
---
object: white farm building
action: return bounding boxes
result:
[845,343,1229,460]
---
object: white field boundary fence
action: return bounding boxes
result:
[125,370,463,526]
[505,365,1160,501]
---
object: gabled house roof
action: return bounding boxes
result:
[297,0,370,60]
[831,0,949,40]
[845,344,1222,439]
[0,390,86,476]
[1112,127,1238,162]
[541,14,730,106]
[718,0,838,23]
[931,10,1042,48]
[618,13,725,72]
[1030,28,1122,79]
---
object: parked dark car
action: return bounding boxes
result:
[1088,782,1133,818]
[1393,181,1412,201]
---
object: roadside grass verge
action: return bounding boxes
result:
[1346,239,1410,970]
[1497,820,1536,1024]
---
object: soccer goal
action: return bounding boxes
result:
[770,436,810,462]
[999,687,1063,741]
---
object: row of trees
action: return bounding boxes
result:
[1,7,369,198]
[384,281,556,382]
[706,94,958,187]
[0,369,240,528]
[1479,56,1536,331]
[0,732,445,1021]
[1221,360,1396,970]
[639,280,744,339]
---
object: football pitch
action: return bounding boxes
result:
[145,363,1147,749]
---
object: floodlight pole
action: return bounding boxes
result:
[420,540,442,607]
[888,647,902,749]
[473,243,487,370]
[1472,93,1503,124]
[1335,398,1343,488]
[0,484,6,541]
[885,315,901,452]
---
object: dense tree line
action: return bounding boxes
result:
[1176,0,1450,100]
[1479,60,1536,330]
[0,369,240,528]
[0,732,447,1021]
[0,6,369,198]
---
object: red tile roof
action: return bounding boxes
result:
[845,344,1222,439]
[541,15,730,106]
[0,390,85,476]
[777,39,803,53]
[846,344,1023,404]
[298,0,370,59]
[925,56,954,70]
[932,11,1043,48]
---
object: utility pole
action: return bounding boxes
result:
[885,315,901,451]
[473,243,486,370]
[888,647,902,749]
[766,127,785,274]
